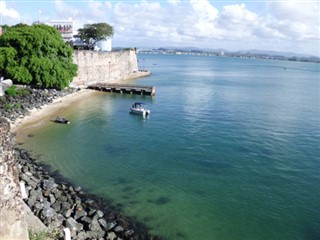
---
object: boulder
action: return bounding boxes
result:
[49,193,56,204]
[63,209,73,218]
[105,221,117,231]
[73,208,87,220]
[98,218,107,228]
[51,187,61,199]
[95,210,104,218]
[89,218,103,232]
[106,231,117,240]
[66,217,84,232]
[42,179,57,191]
[60,199,71,210]
[88,208,96,216]
[76,231,88,240]
[41,207,56,219]
[124,229,135,238]
[80,216,92,227]
[86,230,105,239]
[49,214,65,229]
[52,201,61,212]
[114,225,124,233]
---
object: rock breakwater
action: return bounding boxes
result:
[0,87,79,122]
[16,148,160,240]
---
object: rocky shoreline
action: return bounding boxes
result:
[0,87,160,239]
[0,87,79,122]
[17,148,159,240]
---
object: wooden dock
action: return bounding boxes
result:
[88,83,155,96]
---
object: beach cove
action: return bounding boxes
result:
[5,85,160,240]
[0,46,155,239]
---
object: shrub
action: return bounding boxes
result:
[17,87,31,96]
[0,24,78,89]
[5,85,31,97]
[5,85,18,96]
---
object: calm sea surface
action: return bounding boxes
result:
[20,54,320,240]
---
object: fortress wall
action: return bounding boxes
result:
[0,118,29,240]
[71,49,139,87]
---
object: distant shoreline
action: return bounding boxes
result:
[138,50,320,63]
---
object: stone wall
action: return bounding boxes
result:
[71,49,139,87]
[0,118,29,240]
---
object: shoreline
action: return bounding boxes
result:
[11,88,96,134]
[12,70,151,133]
[16,148,158,239]
[6,80,159,239]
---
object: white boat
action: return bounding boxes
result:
[130,102,150,117]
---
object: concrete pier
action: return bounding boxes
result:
[88,83,155,96]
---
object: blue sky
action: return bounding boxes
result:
[1,0,319,56]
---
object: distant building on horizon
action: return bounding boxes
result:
[0,26,2,36]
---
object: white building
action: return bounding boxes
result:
[47,20,112,51]
[94,37,112,52]
[47,20,74,42]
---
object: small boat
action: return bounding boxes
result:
[130,102,150,117]
[54,116,70,124]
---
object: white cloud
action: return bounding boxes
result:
[110,0,319,54]
[54,0,113,31]
[220,4,258,25]
[266,1,320,41]
[217,4,259,39]
[87,0,113,19]
[1,0,318,55]
[168,0,180,6]
[190,0,218,22]
[0,1,20,20]
[268,0,319,23]
[54,0,81,19]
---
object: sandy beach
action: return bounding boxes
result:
[11,88,97,134]
[11,70,151,134]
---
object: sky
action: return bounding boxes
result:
[1,0,319,56]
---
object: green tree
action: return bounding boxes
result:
[77,23,113,44]
[0,24,77,89]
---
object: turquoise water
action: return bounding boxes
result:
[21,55,320,240]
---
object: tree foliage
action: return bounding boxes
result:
[77,23,113,43]
[0,24,78,89]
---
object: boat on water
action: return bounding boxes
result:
[130,102,150,117]
[54,116,70,124]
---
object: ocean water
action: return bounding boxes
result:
[20,54,320,240]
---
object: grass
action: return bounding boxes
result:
[5,85,31,97]
[28,229,61,240]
